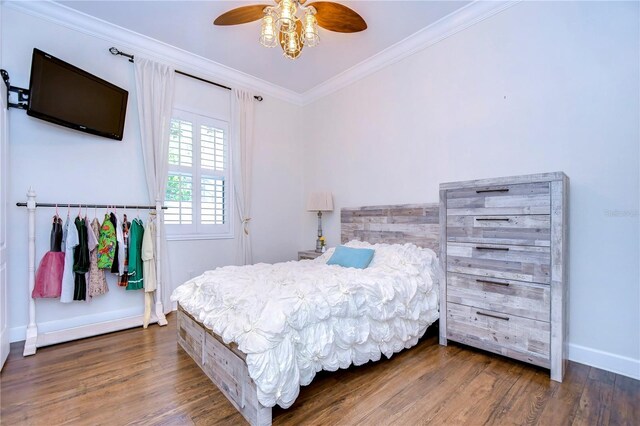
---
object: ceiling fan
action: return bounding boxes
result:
[214,0,367,60]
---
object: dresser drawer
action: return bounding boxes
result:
[447,214,550,246]
[446,303,550,368]
[446,273,550,321]
[447,242,550,284]
[446,182,550,216]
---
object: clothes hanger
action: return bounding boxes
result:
[67,203,70,218]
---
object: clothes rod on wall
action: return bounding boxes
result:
[108,47,264,102]
[16,202,167,210]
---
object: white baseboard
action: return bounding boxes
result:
[9,306,144,343]
[568,343,640,380]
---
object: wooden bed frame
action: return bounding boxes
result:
[177,203,440,425]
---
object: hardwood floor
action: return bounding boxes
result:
[1,315,637,425]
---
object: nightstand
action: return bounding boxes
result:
[298,250,324,260]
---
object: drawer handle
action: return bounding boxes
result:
[476,279,510,287]
[475,246,510,251]
[476,188,510,194]
[475,218,510,222]
[477,311,510,321]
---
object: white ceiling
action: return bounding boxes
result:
[57,1,471,93]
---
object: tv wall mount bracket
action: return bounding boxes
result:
[1,69,29,110]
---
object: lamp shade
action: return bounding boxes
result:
[307,192,334,212]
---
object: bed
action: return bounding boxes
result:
[171,203,440,426]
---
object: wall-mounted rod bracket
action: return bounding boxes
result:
[109,47,134,63]
[1,69,29,110]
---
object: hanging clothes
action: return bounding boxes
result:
[84,217,98,300]
[88,217,109,297]
[50,215,63,253]
[32,216,64,298]
[118,215,131,287]
[141,216,157,327]
[127,218,144,290]
[116,214,125,276]
[110,213,120,274]
[97,214,116,269]
[73,217,90,301]
[60,216,79,303]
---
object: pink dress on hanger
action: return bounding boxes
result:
[32,216,65,298]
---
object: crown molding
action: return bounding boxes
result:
[300,0,521,105]
[3,0,305,105]
[3,1,519,107]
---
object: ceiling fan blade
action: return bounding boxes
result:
[279,22,304,59]
[213,4,271,26]
[309,2,367,33]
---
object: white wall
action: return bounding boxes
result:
[2,6,302,341]
[300,1,640,377]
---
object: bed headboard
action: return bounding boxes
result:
[341,203,440,252]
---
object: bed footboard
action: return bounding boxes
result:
[177,305,272,426]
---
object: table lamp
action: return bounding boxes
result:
[307,192,333,252]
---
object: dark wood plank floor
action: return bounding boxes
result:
[1,314,637,425]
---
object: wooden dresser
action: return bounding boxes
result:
[439,172,568,382]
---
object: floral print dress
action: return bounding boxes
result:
[88,217,109,297]
[97,214,116,269]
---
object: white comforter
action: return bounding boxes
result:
[171,241,440,408]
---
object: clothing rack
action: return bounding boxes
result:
[16,202,168,210]
[108,47,264,102]
[17,187,168,357]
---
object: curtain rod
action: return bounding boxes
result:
[109,47,263,102]
[16,202,167,210]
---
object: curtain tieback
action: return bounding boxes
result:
[242,217,251,235]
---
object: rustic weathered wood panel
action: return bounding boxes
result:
[439,190,448,346]
[440,171,566,190]
[446,214,551,246]
[177,306,272,426]
[550,177,569,381]
[446,182,550,216]
[446,242,551,284]
[177,309,204,366]
[446,272,550,321]
[341,203,439,252]
[446,302,551,368]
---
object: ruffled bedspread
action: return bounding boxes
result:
[171,241,440,408]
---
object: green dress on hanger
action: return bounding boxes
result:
[127,218,144,290]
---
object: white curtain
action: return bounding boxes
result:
[134,57,175,315]
[231,89,256,265]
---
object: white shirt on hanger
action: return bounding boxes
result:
[115,213,125,276]
[60,216,78,303]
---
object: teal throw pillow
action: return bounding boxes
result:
[326,246,375,269]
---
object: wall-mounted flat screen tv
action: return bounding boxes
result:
[27,48,128,141]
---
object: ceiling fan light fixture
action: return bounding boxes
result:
[259,9,278,48]
[276,0,297,32]
[213,1,367,61]
[301,7,320,47]
[282,26,301,60]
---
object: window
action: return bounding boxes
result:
[165,109,232,239]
